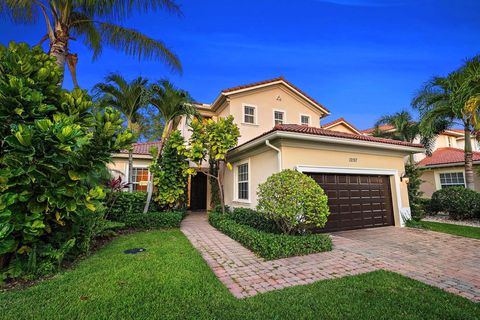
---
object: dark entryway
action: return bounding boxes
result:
[189,172,207,210]
[306,173,395,232]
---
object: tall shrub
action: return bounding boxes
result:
[405,163,425,220]
[150,130,190,210]
[257,170,330,234]
[0,42,132,278]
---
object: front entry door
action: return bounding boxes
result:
[190,173,207,210]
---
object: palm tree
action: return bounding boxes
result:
[0,0,182,86]
[93,73,149,192]
[143,80,198,212]
[372,110,434,164]
[413,56,480,189]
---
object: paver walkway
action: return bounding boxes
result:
[181,212,480,301]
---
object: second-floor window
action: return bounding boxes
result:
[301,115,310,126]
[274,111,285,125]
[243,105,256,124]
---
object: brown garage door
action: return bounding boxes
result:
[306,173,394,232]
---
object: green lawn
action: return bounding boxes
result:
[1,230,478,320]
[408,220,480,239]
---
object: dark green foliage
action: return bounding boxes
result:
[0,42,132,280]
[227,208,280,234]
[150,130,190,210]
[405,164,426,220]
[105,192,159,220]
[430,187,480,220]
[112,211,186,229]
[208,211,332,260]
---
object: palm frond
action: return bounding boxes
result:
[69,11,102,60]
[0,0,38,23]
[76,0,181,22]
[96,21,182,73]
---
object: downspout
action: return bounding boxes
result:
[265,140,282,172]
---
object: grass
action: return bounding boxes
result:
[407,220,480,239]
[1,230,478,320]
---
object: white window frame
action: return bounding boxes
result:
[273,109,286,126]
[233,159,251,203]
[129,165,151,192]
[300,114,311,126]
[438,171,465,189]
[242,104,257,125]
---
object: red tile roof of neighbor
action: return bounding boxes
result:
[120,141,162,155]
[418,147,480,167]
[232,124,424,150]
[361,124,395,134]
[220,76,331,114]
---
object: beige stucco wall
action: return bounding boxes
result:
[226,140,412,227]
[226,85,325,145]
[419,165,480,198]
[325,123,358,134]
[224,148,279,209]
[108,155,152,180]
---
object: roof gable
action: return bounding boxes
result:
[212,77,330,115]
[321,117,361,134]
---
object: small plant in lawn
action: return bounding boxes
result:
[257,170,330,234]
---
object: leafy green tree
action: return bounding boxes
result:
[93,73,149,192]
[257,170,330,234]
[0,0,182,86]
[188,116,240,214]
[143,80,197,212]
[413,56,480,189]
[0,42,132,278]
[150,130,190,210]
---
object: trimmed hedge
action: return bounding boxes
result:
[227,208,280,233]
[208,211,332,260]
[430,187,480,220]
[112,211,186,229]
[106,192,160,220]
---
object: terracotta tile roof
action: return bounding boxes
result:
[418,147,480,167]
[221,76,330,114]
[361,124,395,134]
[321,117,360,133]
[231,124,424,151]
[120,141,162,155]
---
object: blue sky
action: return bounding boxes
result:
[1,0,479,129]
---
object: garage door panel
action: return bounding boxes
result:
[306,172,394,232]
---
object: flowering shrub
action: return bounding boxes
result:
[257,170,330,234]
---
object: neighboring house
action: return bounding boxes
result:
[110,77,424,232]
[362,125,480,197]
[109,141,161,192]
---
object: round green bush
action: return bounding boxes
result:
[430,187,480,220]
[256,169,330,234]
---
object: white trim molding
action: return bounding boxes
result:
[295,165,409,227]
[273,109,286,126]
[242,103,258,125]
[233,158,251,204]
[299,113,311,126]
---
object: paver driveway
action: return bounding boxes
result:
[181,212,480,301]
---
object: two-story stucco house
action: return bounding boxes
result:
[110,77,424,232]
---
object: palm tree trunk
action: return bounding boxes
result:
[464,126,475,190]
[48,22,69,84]
[128,150,134,192]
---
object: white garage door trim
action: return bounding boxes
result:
[295,165,409,226]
